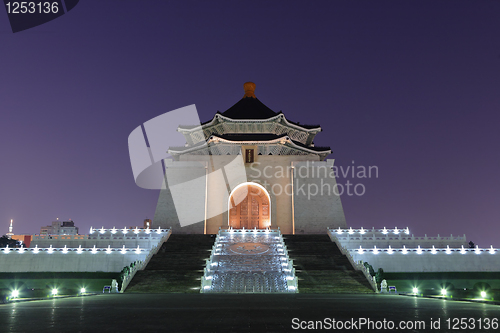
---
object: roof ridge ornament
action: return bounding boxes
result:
[243,82,256,98]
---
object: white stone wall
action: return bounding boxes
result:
[327,228,499,273]
[0,248,147,273]
[350,248,500,273]
[0,228,171,273]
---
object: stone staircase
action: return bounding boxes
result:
[284,235,375,293]
[125,234,215,293]
[201,229,297,293]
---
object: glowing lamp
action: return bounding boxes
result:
[441,289,447,296]
[481,291,487,298]
[431,246,437,254]
[445,246,451,254]
[402,246,408,255]
[387,245,394,255]
[11,290,19,298]
[52,288,58,295]
[416,246,422,255]
[357,246,364,255]
[372,246,379,255]
[81,288,86,293]
[412,287,418,294]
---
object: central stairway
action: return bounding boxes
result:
[284,234,375,293]
[125,232,374,293]
[125,234,215,293]
[201,229,297,293]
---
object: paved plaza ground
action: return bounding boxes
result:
[2,293,500,332]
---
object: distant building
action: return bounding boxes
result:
[40,219,79,235]
[11,235,32,248]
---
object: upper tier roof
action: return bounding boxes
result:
[177,82,324,149]
[196,82,319,129]
[221,96,278,120]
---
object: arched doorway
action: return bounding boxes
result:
[228,182,270,229]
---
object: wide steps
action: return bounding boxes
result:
[125,234,215,293]
[284,234,374,294]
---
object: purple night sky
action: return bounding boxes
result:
[1,1,499,246]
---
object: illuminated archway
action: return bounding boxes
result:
[228,182,271,229]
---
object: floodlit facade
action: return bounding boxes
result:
[153,82,347,234]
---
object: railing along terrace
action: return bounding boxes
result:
[89,226,169,236]
[32,227,169,241]
[349,244,498,255]
[329,228,467,244]
[1,244,150,254]
[330,227,411,235]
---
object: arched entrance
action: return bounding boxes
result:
[228,182,271,229]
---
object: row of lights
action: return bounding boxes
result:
[335,227,410,235]
[411,287,488,299]
[3,245,143,254]
[90,226,167,235]
[356,245,497,255]
[227,227,273,233]
[10,287,87,299]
